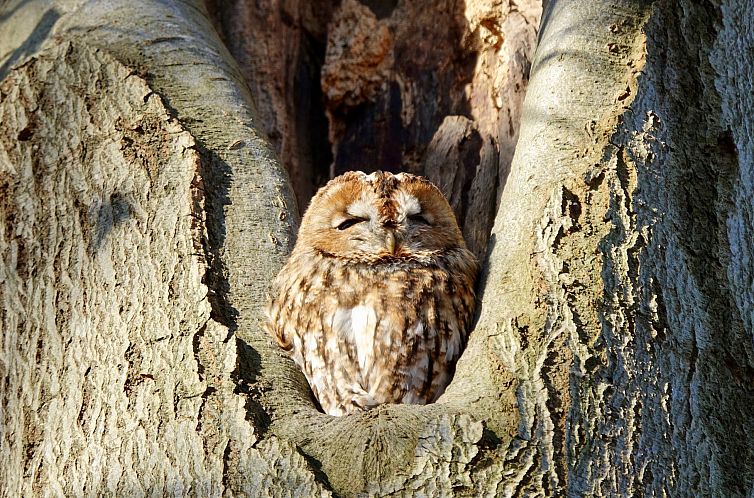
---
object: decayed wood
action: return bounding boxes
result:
[317,0,541,265]
[205,0,336,209]
[422,115,498,262]
[209,0,540,240]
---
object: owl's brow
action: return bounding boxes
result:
[371,172,400,199]
[360,172,399,224]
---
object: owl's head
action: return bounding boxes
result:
[296,171,467,262]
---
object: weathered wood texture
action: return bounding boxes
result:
[0,1,325,496]
[2,0,754,496]
[210,0,541,264]
[319,0,541,264]
[461,0,754,495]
[0,41,208,494]
[205,0,335,208]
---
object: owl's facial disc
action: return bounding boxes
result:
[332,190,443,257]
[330,196,402,256]
[299,171,467,261]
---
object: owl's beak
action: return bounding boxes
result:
[385,231,397,254]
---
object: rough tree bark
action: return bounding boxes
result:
[1,0,754,497]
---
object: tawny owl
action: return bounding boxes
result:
[265,171,477,416]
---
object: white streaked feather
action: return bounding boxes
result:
[330,305,378,374]
[303,334,323,370]
[394,190,421,217]
[346,196,377,221]
[350,305,377,373]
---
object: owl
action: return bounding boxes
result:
[265,171,477,416]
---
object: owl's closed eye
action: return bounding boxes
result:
[265,171,477,416]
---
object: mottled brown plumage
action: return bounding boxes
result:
[265,171,477,416]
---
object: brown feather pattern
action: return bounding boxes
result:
[265,171,477,416]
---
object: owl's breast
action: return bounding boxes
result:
[267,250,476,414]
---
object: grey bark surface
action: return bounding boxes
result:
[0,1,324,496]
[1,0,754,496]
[204,0,336,209]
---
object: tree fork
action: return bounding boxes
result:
[1,0,754,496]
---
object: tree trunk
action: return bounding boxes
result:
[2,0,753,496]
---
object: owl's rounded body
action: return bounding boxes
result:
[265,171,477,416]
